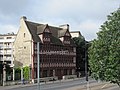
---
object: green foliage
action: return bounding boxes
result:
[15,67,21,72]
[0,62,12,74]
[73,36,89,76]
[15,67,21,80]
[14,66,30,80]
[89,8,120,86]
[73,36,85,47]
[23,66,30,80]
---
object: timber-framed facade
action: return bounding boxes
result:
[14,16,76,82]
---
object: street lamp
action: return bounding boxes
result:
[37,42,40,90]
[23,40,40,90]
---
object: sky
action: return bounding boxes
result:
[0,0,119,41]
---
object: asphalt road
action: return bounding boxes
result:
[1,78,119,90]
[5,78,95,90]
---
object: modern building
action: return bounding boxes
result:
[14,16,76,83]
[0,33,16,67]
[0,33,16,85]
[70,31,81,38]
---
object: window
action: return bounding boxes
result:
[73,47,76,52]
[43,70,48,77]
[0,38,4,39]
[65,32,70,36]
[8,43,10,46]
[64,37,70,44]
[24,33,25,37]
[44,28,50,33]
[73,57,76,63]
[7,37,12,39]
[24,47,26,49]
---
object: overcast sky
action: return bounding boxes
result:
[0,0,119,41]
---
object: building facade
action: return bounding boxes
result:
[0,33,16,67]
[14,17,76,82]
[70,31,81,38]
[0,33,16,84]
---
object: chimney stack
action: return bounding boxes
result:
[20,16,27,21]
[59,24,69,30]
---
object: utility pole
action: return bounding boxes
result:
[37,42,40,90]
[11,47,15,81]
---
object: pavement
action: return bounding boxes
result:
[0,78,119,90]
[63,81,119,90]
[0,79,73,90]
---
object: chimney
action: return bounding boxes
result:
[20,16,27,21]
[59,24,69,30]
[20,16,27,26]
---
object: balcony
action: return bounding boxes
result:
[4,58,12,61]
[4,52,12,55]
[4,46,13,49]
[0,46,13,50]
[0,52,3,54]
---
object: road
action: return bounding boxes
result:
[1,78,119,90]
[2,78,94,90]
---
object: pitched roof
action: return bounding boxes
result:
[50,36,63,45]
[58,29,67,37]
[37,24,47,34]
[24,20,75,46]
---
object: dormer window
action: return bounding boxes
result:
[64,37,70,44]
[65,31,70,37]
[44,28,50,33]
[43,30,51,43]
[63,31,71,44]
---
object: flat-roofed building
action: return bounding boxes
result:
[70,31,81,38]
[0,33,16,67]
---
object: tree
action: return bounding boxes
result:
[73,36,90,76]
[23,66,30,80]
[15,67,21,80]
[89,8,120,86]
[0,62,12,82]
[0,62,12,74]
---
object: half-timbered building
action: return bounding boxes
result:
[14,16,76,83]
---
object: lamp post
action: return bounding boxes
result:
[12,45,15,81]
[37,42,40,90]
[12,65,15,81]
[23,40,40,89]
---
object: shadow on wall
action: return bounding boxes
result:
[14,60,23,67]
